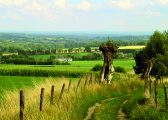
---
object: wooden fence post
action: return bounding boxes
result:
[154,80,158,108]
[76,78,82,92]
[40,88,45,111]
[58,83,65,104]
[20,90,24,120]
[164,84,168,108]
[50,85,55,105]
[68,80,72,92]
[84,76,88,90]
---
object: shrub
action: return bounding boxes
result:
[92,64,102,71]
[115,66,126,73]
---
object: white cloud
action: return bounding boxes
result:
[109,0,133,10]
[78,1,92,11]
[0,0,26,6]
[25,1,48,11]
[54,0,69,9]
[139,10,161,17]
[158,0,168,5]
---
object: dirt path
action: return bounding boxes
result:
[117,100,128,120]
[83,98,114,120]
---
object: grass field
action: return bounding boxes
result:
[0,59,135,72]
[31,53,90,60]
[0,74,142,120]
[0,76,78,100]
[0,76,45,100]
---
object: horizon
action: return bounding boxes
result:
[0,30,153,36]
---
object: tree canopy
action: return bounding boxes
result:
[134,31,168,78]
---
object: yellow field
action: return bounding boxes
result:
[91,45,146,50]
[118,45,146,50]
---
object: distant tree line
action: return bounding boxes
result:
[0,33,148,53]
[1,55,70,65]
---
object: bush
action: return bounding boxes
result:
[115,66,126,73]
[92,64,102,71]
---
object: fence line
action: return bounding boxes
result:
[20,90,24,120]
[58,83,65,104]
[17,75,99,119]
[50,85,55,105]
[40,88,45,111]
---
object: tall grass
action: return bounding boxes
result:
[0,74,142,120]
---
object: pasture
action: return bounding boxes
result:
[0,76,45,100]
[31,53,90,60]
[0,59,135,72]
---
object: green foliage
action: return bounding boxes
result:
[93,97,123,120]
[134,31,168,77]
[0,33,149,56]
[0,68,88,78]
[92,64,103,71]
[84,46,91,52]
[115,66,126,73]
[99,40,118,53]
[130,105,168,120]
[123,91,144,118]
[82,53,102,60]
[1,55,70,65]
[130,105,159,120]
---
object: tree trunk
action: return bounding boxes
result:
[144,76,151,101]
[99,63,106,83]
[100,52,114,84]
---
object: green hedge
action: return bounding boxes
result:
[0,69,89,78]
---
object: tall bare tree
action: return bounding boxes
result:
[99,41,118,84]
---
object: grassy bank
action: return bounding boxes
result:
[0,74,142,120]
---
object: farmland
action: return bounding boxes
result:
[0,76,45,100]
[1,32,167,120]
[0,59,135,72]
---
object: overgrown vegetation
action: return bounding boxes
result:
[0,74,143,120]
[134,31,168,77]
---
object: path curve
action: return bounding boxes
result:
[83,98,114,120]
[117,100,128,120]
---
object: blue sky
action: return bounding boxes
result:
[0,0,168,32]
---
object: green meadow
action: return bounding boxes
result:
[31,53,90,60]
[0,59,135,72]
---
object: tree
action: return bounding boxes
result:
[134,31,166,78]
[85,46,91,52]
[134,31,168,101]
[99,40,118,84]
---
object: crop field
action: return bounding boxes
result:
[91,45,145,50]
[118,45,146,50]
[0,59,135,72]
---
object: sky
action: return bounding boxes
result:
[0,0,168,32]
